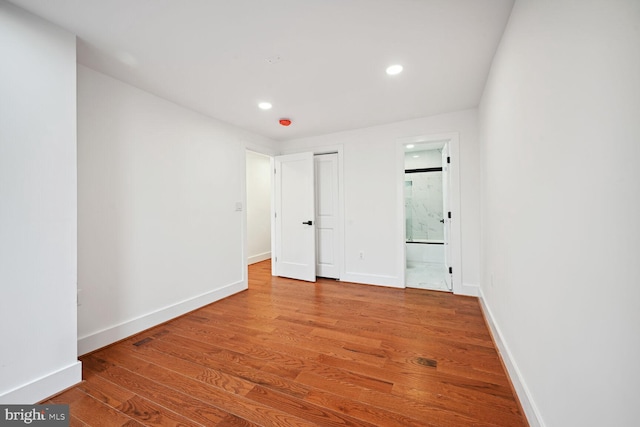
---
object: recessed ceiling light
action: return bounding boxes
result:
[258,102,272,110]
[412,155,420,158]
[386,64,403,76]
[406,144,414,149]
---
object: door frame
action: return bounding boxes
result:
[271,145,344,279]
[244,146,277,283]
[396,133,462,293]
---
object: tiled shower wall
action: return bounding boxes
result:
[405,171,444,241]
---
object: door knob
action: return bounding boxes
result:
[302,220,313,225]
[440,219,445,223]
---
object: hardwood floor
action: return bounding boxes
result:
[44,260,527,426]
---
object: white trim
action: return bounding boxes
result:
[0,361,82,404]
[270,155,277,276]
[396,143,407,287]
[340,272,403,288]
[478,288,545,427]
[244,140,279,158]
[240,144,248,285]
[248,251,271,264]
[397,132,462,294]
[77,281,246,355]
[244,148,275,277]
[331,146,345,283]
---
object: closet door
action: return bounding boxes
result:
[315,153,339,279]
[273,152,316,282]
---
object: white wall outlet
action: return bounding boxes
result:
[359,251,364,260]
[235,202,243,211]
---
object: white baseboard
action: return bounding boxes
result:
[339,274,479,294]
[78,280,247,356]
[0,361,82,404]
[478,288,545,427]
[340,272,404,288]
[248,252,271,265]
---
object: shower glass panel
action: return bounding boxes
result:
[405,180,413,242]
[405,171,444,242]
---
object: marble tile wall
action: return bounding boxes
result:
[405,171,444,241]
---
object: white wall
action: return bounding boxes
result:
[404,149,442,169]
[0,1,81,403]
[246,151,272,264]
[279,109,480,290]
[478,1,640,426]
[77,65,277,354]
[406,243,444,264]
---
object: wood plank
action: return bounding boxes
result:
[48,388,141,427]
[116,395,201,426]
[82,360,238,426]
[44,259,526,426]
[303,388,440,427]
[133,335,311,399]
[87,350,317,427]
[246,385,379,427]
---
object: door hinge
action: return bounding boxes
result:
[274,212,277,218]
[275,256,277,262]
[447,156,450,164]
[274,168,277,174]
[448,211,451,219]
[449,267,452,274]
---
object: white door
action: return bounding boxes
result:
[441,143,452,290]
[274,152,316,282]
[315,154,340,279]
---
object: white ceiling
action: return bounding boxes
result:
[8,0,514,141]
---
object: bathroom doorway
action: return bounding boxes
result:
[403,141,452,291]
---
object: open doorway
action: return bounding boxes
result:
[246,150,272,265]
[398,133,461,293]
[404,142,451,291]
